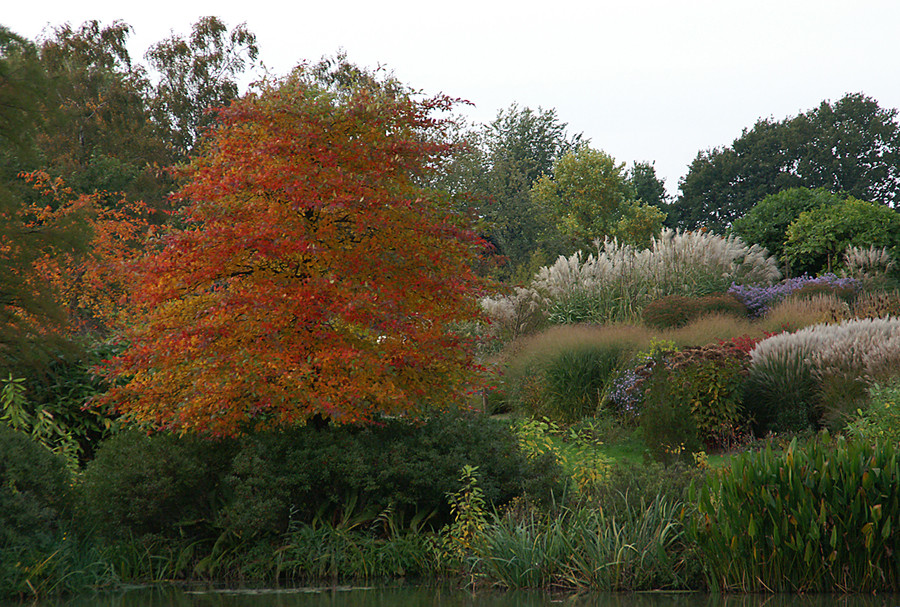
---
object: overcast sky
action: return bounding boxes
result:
[6,0,900,196]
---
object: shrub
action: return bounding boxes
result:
[639,364,703,465]
[845,378,900,444]
[642,344,749,452]
[641,295,700,329]
[691,433,900,592]
[224,410,563,537]
[642,293,747,330]
[77,430,235,540]
[0,426,72,597]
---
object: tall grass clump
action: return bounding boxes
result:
[482,229,779,330]
[478,497,690,591]
[850,288,900,320]
[500,325,650,422]
[691,433,900,592]
[756,293,849,333]
[746,317,900,433]
[842,244,896,282]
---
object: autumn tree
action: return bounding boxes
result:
[0,26,72,371]
[100,62,488,436]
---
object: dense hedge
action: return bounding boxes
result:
[77,409,564,541]
[224,410,563,536]
[0,426,72,596]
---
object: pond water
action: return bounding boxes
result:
[7,586,900,607]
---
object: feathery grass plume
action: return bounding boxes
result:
[842,245,895,281]
[479,287,548,342]
[530,229,779,326]
[747,317,900,432]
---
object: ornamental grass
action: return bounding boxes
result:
[482,229,780,331]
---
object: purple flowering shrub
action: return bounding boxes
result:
[728,274,860,317]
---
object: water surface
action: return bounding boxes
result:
[10,586,900,607]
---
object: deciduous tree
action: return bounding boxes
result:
[530,146,664,250]
[672,93,900,232]
[146,16,259,160]
[784,197,900,276]
[100,63,488,436]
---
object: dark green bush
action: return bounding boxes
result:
[743,349,818,435]
[0,426,72,596]
[639,365,703,465]
[224,409,564,537]
[638,344,749,460]
[77,430,235,540]
[692,433,900,592]
[792,281,857,303]
[641,295,700,329]
[695,292,748,319]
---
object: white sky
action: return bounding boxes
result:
[6,0,900,197]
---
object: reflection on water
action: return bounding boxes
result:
[8,586,900,607]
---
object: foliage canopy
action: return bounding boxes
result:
[100,62,488,436]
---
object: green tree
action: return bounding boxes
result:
[456,104,582,279]
[146,16,259,160]
[731,187,844,273]
[531,146,664,250]
[0,27,83,373]
[672,93,900,232]
[628,160,670,209]
[784,197,900,276]
[35,21,170,205]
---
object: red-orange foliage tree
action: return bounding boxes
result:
[100,64,489,436]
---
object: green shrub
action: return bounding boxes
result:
[641,295,700,329]
[639,365,703,465]
[224,409,563,538]
[0,426,72,597]
[640,344,748,455]
[642,293,747,331]
[691,433,900,592]
[77,430,235,540]
[845,378,900,444]
[791,281,858,302]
